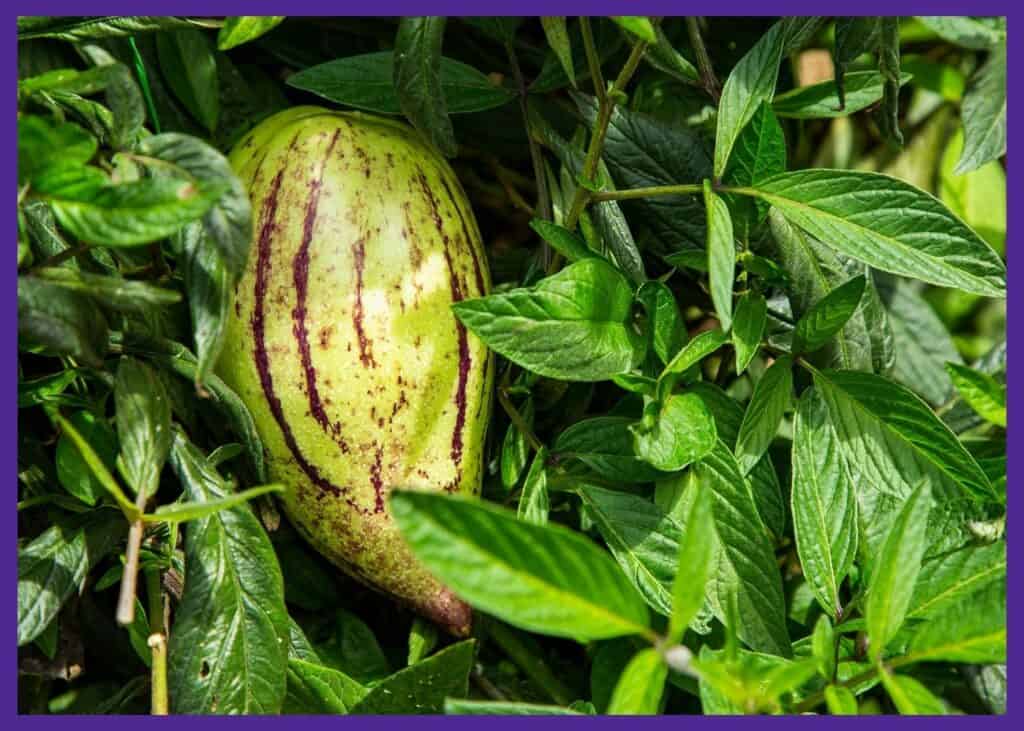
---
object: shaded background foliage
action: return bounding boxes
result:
[17,15,1005,715]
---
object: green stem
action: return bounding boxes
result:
[146,568,169,715]
[794,655,918,713]
[686,17,721,102]
[498,388,543,453]
[507,41,551,224]
[590,183,703,202]
[579,17,607,104]
[128,37,161,135]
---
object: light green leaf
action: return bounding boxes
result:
[390,491,651,642]
[772,71,912,119]
[866,482,932,661]
[916,16,1005,49]
[825,685,858,715]
[705,180,735,330]
[114,357,171,498]
[697,442,790,656]
[607,648,667,714]
[518,447,550,526]
[632,393,717,472]
[579,485,682,618]
[908,542,1006,620]
[394,17,456,157]
[792,388,857,618]
[501,397,533,489]
[714,19,786,178]
[668,484,714,643]
[753,170,1006,297]
[814,369,994,501]
[879,671,947,715]
[907,580,1005,664]
[940,129,1005,255]
[645,23,699,83]
[636,280,687,366]
[731,292,766,375]
[610,16,657,43]
[792,276,866,355]
[661,328,729,381]
[735,355,792,475]
[18,115,96,184]
[283,659,363,714]
[811,615,836,680]
[956,42,1006,174]
[452,258,643,382]
[530,218,595,263]
[407,617,438,666]
[217,16,286,51]
[946,363,1006,427]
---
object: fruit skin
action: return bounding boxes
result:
[218,106,493,635]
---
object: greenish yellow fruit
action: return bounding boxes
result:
[219,107,493,635]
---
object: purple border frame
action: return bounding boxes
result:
[8,1,1017,724]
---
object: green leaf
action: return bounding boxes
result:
[908,542,1006,620]
[390,491,650,642]
[18,276,108,367]
[811,615,836,680]
[445,700,583,715]
[610,16,657,43]
[814,369,994,500]
[530,18,623,93]
[283,659,354,714]
[167,433,288,714]
[407,617,438,666]
[540,18,574,87]
[773,71,912,119]
[876,275,961,406]
[32,268,181,311]
[554,417,664,483]
[824,685,858,715]
[735,355,792,475]
[697,441,790,656]
[946,363,1006,427]
[907,580,1005,664]
[18,510,124,646]
[461,17,523,43]
[755,169,1006,297]
[287,51,514,116]
[607,648,667,715]
[156,29,219,132]
[394,17,456,157]
[879,671,947,715]
[792,276,866,355]
[350,640,475,714]
[714,19,786,178]
[114,357,171,497]
[645,23,699,83]
[452,258,643,382]
[518,447,550,526]
[705,180,735,331]
[661,328,729,381]
[18,16,213,41]
[723,104,786,238]
[573,95,711,251]
[632,393,717,472]
[33,164,225,247]
[501,397,533,489]
[315,609,390,684]
[791,388,858,618]
[833,17,881,108]
[875,18,903,147]
[17,115,97,184]
[940,128,1006,254]
[668,483,714,643]
[916,16,1005,50]
[217,16,285,50]
[636,281,687,366]
[767,209,873,371]
[578,485,683,618]
[731,292,766,375]
[55,410,118,506]
[865,482,932,661]
[52,412,136,516]
[530,218,595,263]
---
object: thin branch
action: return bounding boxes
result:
[686,17,721,102]
[498,387,543,453]
[507,41,551,224]
[579,17,607,104]
[146,567,169,715]
[590,183,703,202]
[115,487,149,626]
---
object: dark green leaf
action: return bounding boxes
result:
[501,397,533,489]
[792,276,866,355]
[668,483,714,643]
[55,410,117,506]
[33,268,181,311]
[350,640,475,714]
[390,491,650,642]
[287,51,514,116]
[705,181,735,330]
[540,18,574,87]
[636,281,687,366]
[773,71,912,119]
[731,292,766,375]
[661,328,729,382]
[875,18,903,147]
[452,258,643,382]
[18,276,108,367]
[393,17,456,157]
[530,218,596,263]
[18,16,214,42]
[723,103,786,238]
[114,357,172,497]
[156,29,219,132]
[167,432,288,714]
[554,417,664,483]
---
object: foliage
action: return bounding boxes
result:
[17,14,1005,716]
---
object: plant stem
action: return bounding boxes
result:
[590,183,703,202]
[564,39,649,231]
[686,17,721,102]
[146,567,169,715]
[579,17,606,105]
[498,387,543,452]
[128,36,161,134]
[507,41,550,224]
[116,487,149,626]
